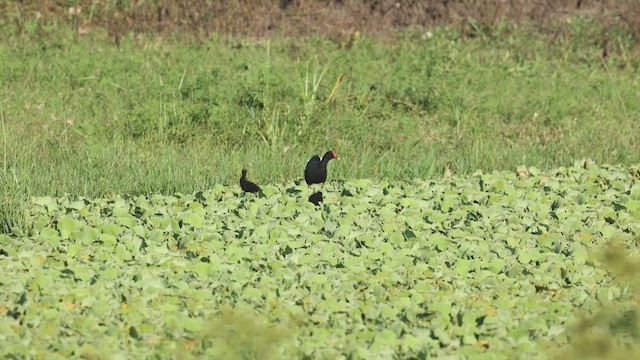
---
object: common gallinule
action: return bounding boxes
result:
[304,150,339,186]
[240,169,260,193]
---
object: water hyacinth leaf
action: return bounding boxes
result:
[67,244,81,258]
[182,317,205,333]
[455,259,471,276]
[0,234,12,244]
[324,218,338,234]
[387,232,404,243]
[102,223,122,236]
[67,200,88,211]
[248,202,261,217]
[115,243,131,261]
[370,329,398,352]
[99,233,118,246]
[309,274,328,285]
[433,235,451,251]
[431,326,452,345]
[116,215,136,228]
[57,217,83,239]
[260,185,278,197]
[626,200,640,213]
[333,227,350,238]
[441,195,457,212]
[180,213,203,226]
[428,213,448,224]
[33,196,55,207]
[488,259,506,274]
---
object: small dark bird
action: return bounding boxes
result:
[240,169,261,193]
[304,150,339,186]
[309,191,323,206]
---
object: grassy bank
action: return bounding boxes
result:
[1,21,639,232]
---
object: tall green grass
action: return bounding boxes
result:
[1,21,639,232]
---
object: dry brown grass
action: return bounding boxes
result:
[1,0,639,46]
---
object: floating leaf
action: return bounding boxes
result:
[57,216,83,239]
[181,213,203,226]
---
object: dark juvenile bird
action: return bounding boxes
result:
[309,191,323,206]
[304,150,339,186]
[240,169,261,193]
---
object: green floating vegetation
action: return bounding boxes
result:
[1,161,639,358]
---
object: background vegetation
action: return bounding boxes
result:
[2,1,639,231]
[0,1,639,358]
[2,0,640,42]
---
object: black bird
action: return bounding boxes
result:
[240,169,260,193]
[309,191,323,206]
[304,150,339,186]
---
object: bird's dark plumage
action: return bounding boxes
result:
[240,169,261,193]
[304,150,339,186]
[309,191,323,206]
